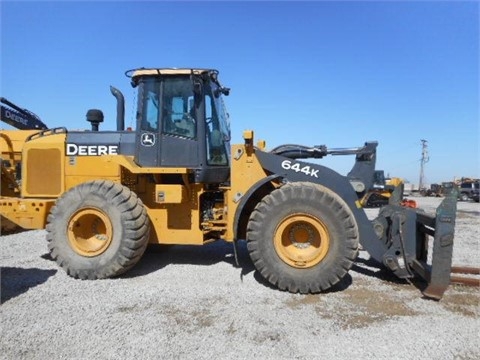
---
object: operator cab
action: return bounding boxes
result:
[127,68,231,183]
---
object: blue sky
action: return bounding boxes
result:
[1,1,478,184]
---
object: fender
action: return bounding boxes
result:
[233,174,282,240]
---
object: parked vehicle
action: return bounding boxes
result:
[458,179,479,201]
[471,189,479,203]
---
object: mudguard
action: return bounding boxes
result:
[233,174,282,239]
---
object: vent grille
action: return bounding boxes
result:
[26,148,62,195]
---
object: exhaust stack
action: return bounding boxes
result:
[110,86,125,131]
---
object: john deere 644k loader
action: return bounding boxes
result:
[0,68,457,299]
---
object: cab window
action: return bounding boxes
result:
[162,78,196,139]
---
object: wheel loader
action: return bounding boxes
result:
[360,174,416,208]
[0,68,457,299]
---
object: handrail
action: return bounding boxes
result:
[26,127,67,142]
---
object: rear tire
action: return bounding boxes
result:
[246,182,359,293]
[46,180,150,279]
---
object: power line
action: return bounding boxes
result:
[419,139,429,190]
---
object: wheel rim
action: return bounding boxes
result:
[67,208,113,257]
[274,214,330,268]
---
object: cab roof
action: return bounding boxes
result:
[126,68,218,79]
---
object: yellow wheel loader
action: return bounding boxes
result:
[360,175,410,208]
[0,68,457,299]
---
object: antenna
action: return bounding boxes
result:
[419,139,429,190]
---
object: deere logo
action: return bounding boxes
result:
[141,133,155,147]
[66,144,119,156]
[4,110,29,126]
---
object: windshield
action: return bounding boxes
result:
[205,81,230,166]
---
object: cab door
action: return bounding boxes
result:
[135,76,200,169]
[159,92,199,167]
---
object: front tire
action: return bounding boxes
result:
[46,180,150,279]
[246,182,359,293]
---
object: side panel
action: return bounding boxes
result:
[64,131,134,190]
[66,131,136,156]
[141,183,205,245]
[109,158,205,245]
[64,156,121,190]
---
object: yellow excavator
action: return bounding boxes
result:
[360,174,414,208]
[1,97,49,232]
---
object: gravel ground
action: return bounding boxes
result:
[1,197,479,360]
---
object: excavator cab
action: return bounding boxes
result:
[128,68,231,184]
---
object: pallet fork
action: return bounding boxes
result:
[373,186,457,300]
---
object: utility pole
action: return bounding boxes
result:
[419,139,429,191]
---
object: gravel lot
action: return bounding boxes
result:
[1,197,479,360]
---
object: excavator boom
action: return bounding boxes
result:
[1,97,48,130]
